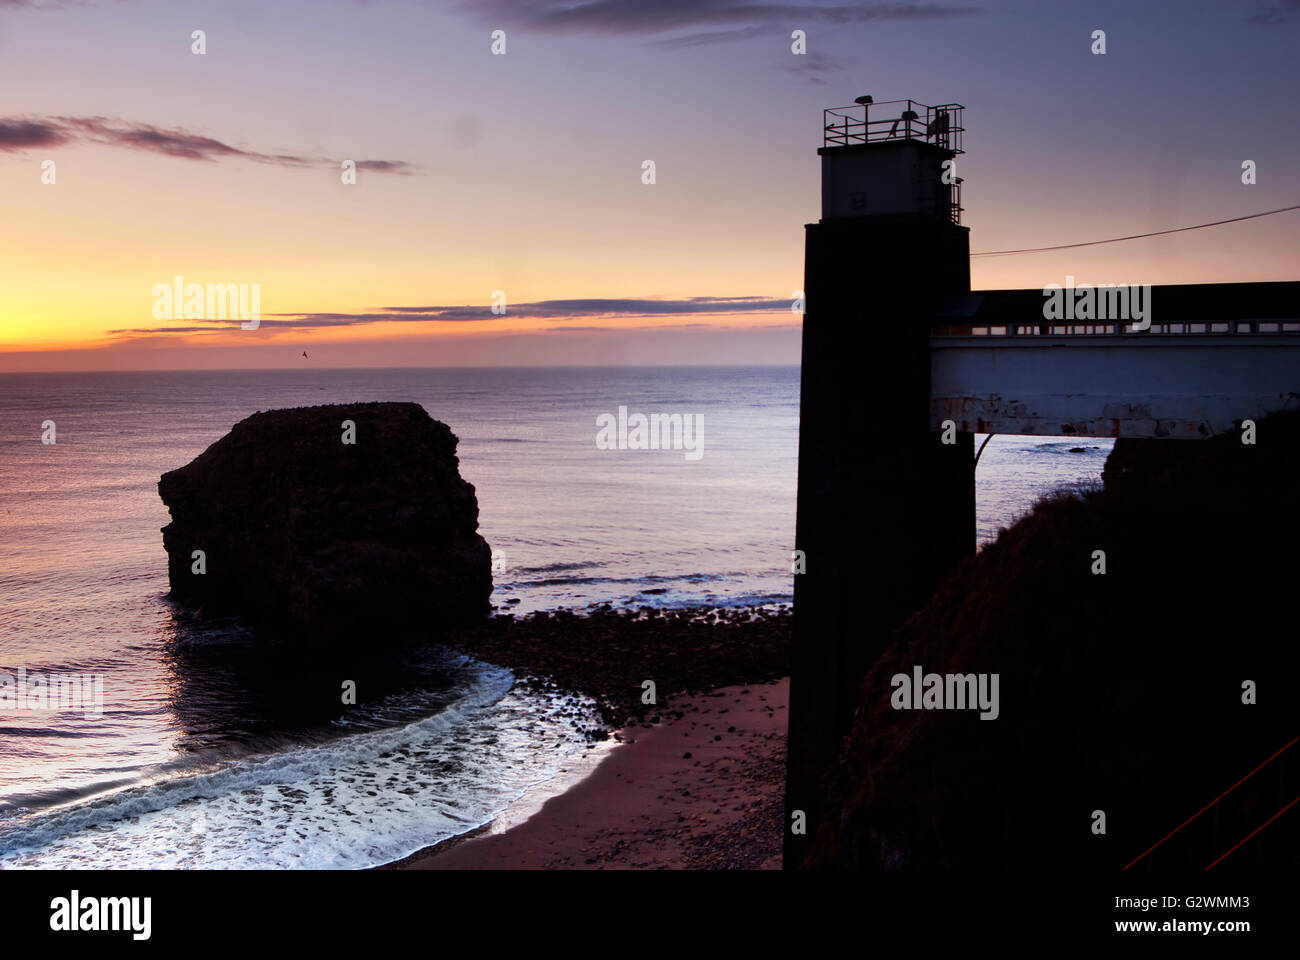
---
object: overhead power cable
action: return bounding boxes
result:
[970,204,1300,257]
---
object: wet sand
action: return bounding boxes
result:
[390,678,788,870]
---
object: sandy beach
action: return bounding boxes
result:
[391,678,788,870]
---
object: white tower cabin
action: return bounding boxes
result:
[820,99,964,222]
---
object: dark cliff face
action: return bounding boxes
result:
[158,402,492,644]
[803,412,1299,871]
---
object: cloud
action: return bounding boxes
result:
[354,159,416,174]
[653,23,781,48]
[466,1,981,44]
[1,0,106,10]
[53,116,308,164]
[1250,0,1300,23]
[779,50,846,84]
[0,119,66,147]
[0,115,412,172]
[107,296,793,336]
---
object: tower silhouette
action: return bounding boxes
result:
[786,98,976,868]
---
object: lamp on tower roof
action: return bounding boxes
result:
[851,96,873,142]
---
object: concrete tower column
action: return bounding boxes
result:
[785,103,976,868]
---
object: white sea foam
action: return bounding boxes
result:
[0,661,607,869]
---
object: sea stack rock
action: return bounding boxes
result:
[158,402,492,644]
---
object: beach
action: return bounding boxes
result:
[390,678,788,870]
[0,369,1111,869]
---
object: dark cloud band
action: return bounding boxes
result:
[107,296,793,335]
[0,115,411,172]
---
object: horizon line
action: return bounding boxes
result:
[0,361,804,376]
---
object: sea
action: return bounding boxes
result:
[0,366,1111,868]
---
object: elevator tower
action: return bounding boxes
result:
[786,98,976,868]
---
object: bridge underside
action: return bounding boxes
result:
[931,335,1300,438]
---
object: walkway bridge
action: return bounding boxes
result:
[931,281,1300,438]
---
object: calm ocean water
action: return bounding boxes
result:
[0,366,1110,868]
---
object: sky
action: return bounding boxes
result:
[1,0,1297,371]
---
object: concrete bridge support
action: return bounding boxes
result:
[785,213,975,868]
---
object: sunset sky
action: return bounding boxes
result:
[1,0,1297,370]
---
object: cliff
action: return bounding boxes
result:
[804,412,1299,871]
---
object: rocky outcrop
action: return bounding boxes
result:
[803,412,1299,870]
[159,402,491,645]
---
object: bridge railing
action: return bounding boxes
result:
[931,320,1300,336]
